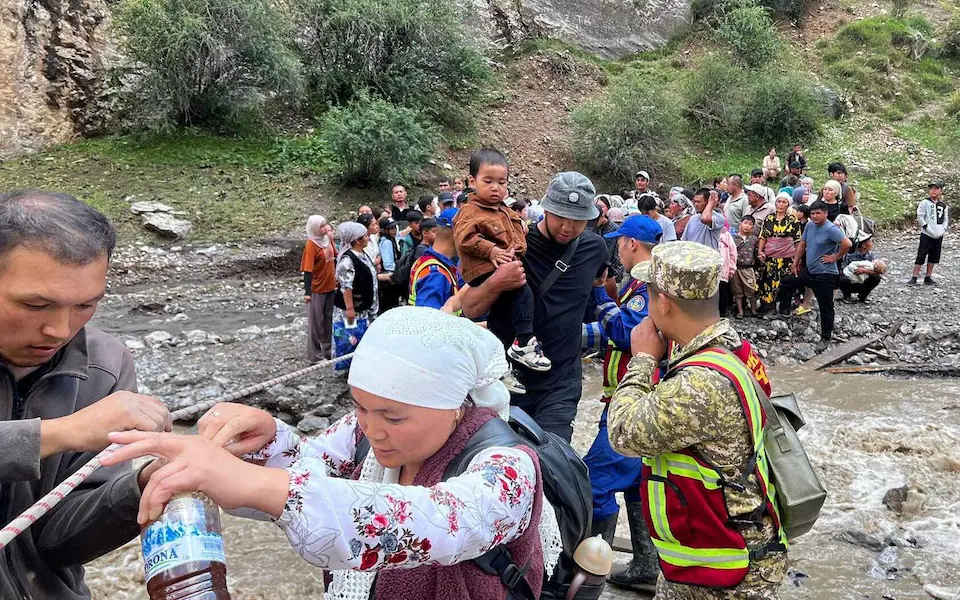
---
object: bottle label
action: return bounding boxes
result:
[142,498,226,582]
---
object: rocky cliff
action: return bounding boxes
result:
[462,0,693,59]
[0,0,112,160]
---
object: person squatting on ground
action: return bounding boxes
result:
[454,148,552,389]
[777,201,852,353]
[840,236,886,303]
[909,180,948,286]
[459,172,607,442]
[584,215,664,591]
[302,215,336,362]
[608,241,788,600]
[0,190,172,600]
[103,307,564,600]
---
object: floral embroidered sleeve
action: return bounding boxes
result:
[274,446,537,571]
[245,413,360,477]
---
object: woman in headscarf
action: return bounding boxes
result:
[666,193,694,239]
[792,186,810,207]
[302,215,336,362]
[332,222,379,366]
[819,180,843,223]
[103,307,562,600]
[757,192,803,312]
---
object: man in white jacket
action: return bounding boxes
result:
[910,181,948,286]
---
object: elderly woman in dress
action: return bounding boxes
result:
[103,308,562,600]
[757,192,803,312]
[332,222,379,367]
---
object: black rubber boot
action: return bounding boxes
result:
[590,513,619,546]
[608,501,659,590]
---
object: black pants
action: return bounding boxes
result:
[471,274,535,346]
[378,280,402,313]
[779,270,838,341]
[511,393,579,443]
[838,275,881,301]
[916,233,943,265]
[719,280,732,316]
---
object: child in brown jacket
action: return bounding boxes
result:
[454,149,551,390]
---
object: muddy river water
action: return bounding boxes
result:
[83,363,960,600]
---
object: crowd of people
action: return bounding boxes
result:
[0,145,947,600]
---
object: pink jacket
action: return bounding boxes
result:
[718,230,737,282]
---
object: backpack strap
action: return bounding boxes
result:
[534,235,580,299]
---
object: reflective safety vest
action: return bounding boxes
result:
[408,255,459,307]
[641,347,787,589]
[601,280,646,401]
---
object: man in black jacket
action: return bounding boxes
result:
[0,190,171,599]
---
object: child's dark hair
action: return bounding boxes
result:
[741,215,756,224]
[417,195,434,212]
[795,204,811,217]
[469,148,509,178]
[787,175,799,187]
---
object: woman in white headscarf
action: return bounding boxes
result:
[103,307,562,600]
[332,222,379,367]
[302,215,336,362]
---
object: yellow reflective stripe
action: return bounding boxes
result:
[664,457,722,490]
[408,258,457,305]
[604,345,624,396]
[643,456,677,544]
[652,539,749,570]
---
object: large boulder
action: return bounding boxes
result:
[460,0,693,60]
[142,212,193,239]
[0,0,113,160]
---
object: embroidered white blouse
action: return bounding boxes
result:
[245,413,538,572]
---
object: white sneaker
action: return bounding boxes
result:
[502,371,526,395]
[508,336,552,372]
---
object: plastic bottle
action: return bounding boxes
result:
[141,492,231,600]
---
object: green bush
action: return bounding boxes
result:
[569,71,682,185]
[683,58,744,138]
[290,0,490,132]
[941,16,960,59]
[113,0,303,129]
[314,94,439,185]
[741,72,823,146]
[719,0,782,68]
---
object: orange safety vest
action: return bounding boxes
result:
[641,347,787,589]
[408,255,459,307]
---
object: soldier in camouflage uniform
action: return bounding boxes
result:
[607,241,787,599]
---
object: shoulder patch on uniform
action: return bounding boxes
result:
[627,295,646,313]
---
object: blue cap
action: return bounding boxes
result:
[437,208,459,228]
[604,215,662,243]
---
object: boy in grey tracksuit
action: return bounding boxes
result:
[910,181,949,285]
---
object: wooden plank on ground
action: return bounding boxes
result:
[805,318,902,371]
[826,364,960,377]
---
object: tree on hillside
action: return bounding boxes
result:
[114,0,303,128]
[290,0,490,132]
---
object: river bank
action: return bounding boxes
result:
[82,226,960,599]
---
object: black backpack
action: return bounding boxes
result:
[389,245,417,291]
[354,407,603,600]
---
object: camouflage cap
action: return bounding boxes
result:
[630,241,723,300]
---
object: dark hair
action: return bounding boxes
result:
[0,190,116,266]
[809,200,828,213]
[391,183,406,192]
[420,218,438,231]
[787,175,799,187]
[741,215,756,224]
[638,195,659,213]
[358,213,376,228]
[469,148,509,178]
[512,198,529,213]
[713,177,726,187]
[417,195,434,212]
[795,204,811,217]
[441,176,453,186]
[406,210,423,223]
[595,195,611,210]
[694,188,712,201]
[827,162,847,175]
